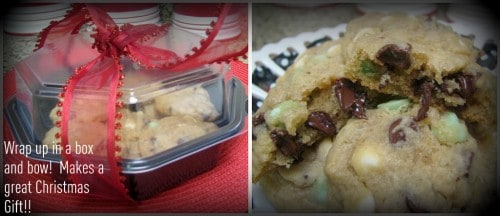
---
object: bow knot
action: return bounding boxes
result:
[92,25,130,57]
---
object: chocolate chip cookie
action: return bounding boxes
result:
[252,13,496,213]
[120,115,217,158]
[252,40,355,182]
[324,100,495,212]
[341,13,496,138]
[259,138,339,212]
[155,84,220,121]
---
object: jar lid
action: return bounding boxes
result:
[4,3,70,35]
[173,4,239,17]
[99,4,160,25]
[172,4,241,40]
[9,3,70,14]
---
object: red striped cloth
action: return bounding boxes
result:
[2,60,248,213]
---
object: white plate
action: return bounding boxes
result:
[356,3,438,15]
[251,18,497,212]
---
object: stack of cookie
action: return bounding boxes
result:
[252,13,496,212]
[43,84,220,159]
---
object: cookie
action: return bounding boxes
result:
[456,70,497,141]
[342,13,479,96]
[252,13,496,213]
[340,13,496,129]
[252,40,353,182]
[252,39,397,182]
[115,108,152,158]
[259,138,340,212]
[324,101,495,212]
[155,85,220,121]
[122,115,218,158]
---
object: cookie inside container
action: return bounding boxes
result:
[11,33,244,163]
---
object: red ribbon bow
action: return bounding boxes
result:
[36,3,247,201]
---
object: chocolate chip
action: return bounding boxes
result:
[305,111,337,136]
[253,113,266,126]
[452,73,478,100]
[334,79,355,110]
[389,119,406,144]
[414,80,434,121]
[405,197,429,213]
[439,73,479,111]
[270,129,304,161]
[388,118,418,144]
[352,96,367,119]
[376,44,412,70]
[456,75,473,99]
[333,79,367,119]
[463,151,474,178]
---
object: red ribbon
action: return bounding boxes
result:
[36,3,247,201]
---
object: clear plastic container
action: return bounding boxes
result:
[6,33,247,200]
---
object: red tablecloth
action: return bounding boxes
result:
[2,60,248,213]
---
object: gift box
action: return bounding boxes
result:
[4,3,248,202]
